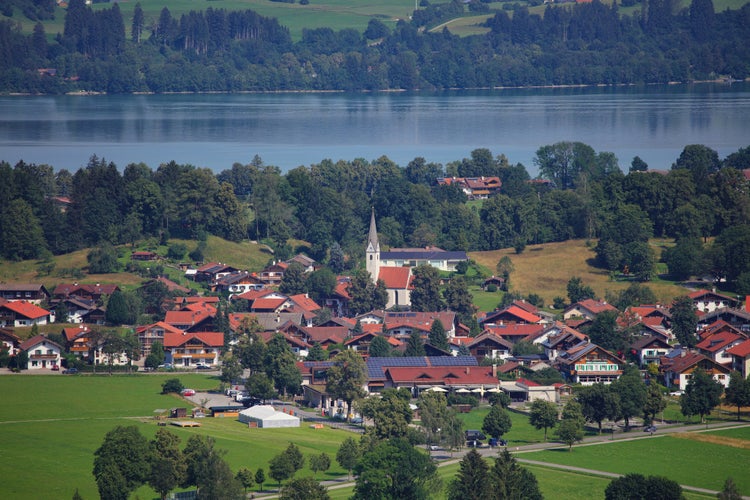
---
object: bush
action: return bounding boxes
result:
[167,243,187,260]
[161,378,184,394]
[447,393,479,407]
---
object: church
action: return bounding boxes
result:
[365,210,468,309]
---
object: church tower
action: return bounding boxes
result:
[365,208,380,284]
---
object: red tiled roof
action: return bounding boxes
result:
[385,366,497,386]
[20,334,61,351]
[696,330,744,353]
[164,309,213,326]
[62,324,95,341]
[486,305,542,324]
[516,378,540,387]
[378,267,411,289]
[575,299,618,315]
[235,288,278,301]
[0,301,50,319]
[251,297,287,311]
[288,294,322,313]
[727,339,750,358]
[163,331,224,348]
[135,321,184,335]
[688,289,734,301]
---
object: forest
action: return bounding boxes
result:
[1,142,749,294]
[0,0,749,93]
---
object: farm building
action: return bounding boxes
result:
[238,405,300,428]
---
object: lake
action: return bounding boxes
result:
[1,83,749,175]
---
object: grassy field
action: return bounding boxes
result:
[524,434,750,495]
[470,239,688,306]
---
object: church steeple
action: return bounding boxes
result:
[366,208,380,284]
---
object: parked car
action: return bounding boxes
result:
[51,365,59,371]
[194,363,212,370]
[644,425,657,433]
[240,397,262,408]
[465,430,486,442]
[62,368,78,375]
[181,388,196,396]
[158,363,173,370]
[350,417,363,424]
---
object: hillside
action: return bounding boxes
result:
[470,239,689,306]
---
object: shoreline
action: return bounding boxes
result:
[1,78,746,98]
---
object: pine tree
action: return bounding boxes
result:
[428,319,449,352]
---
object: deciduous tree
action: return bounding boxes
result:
[482,404,512,440]
[93,426,150,500]
[724,371,750,421]
[325,350,367,418]
[680,367,723,424]
[529,399,558,441]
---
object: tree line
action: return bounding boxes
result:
[2,142,749,292]
[1,0,750,93]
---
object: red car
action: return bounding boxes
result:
[181,389,196,397]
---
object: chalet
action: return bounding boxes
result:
[258,330,310,357]
[136,321,185,357]
[0,327,21,355]
[163,331,224,367]
[696,308,750,334]
[62,325,131,366]
[727,339,750,378]
[482,276,506,291]
[130,251,158,261]
[151,276,191,294]
[214,271,263,294]
[621,304,671,329]
[0,284,50,304]
[556,342,624,385]
[286,254,318,273]
[698,320,745,342]
[659,350,731,391]
[563,299,618,321]
[696,330,746,365]
[481,305,542,327]
[436,176,502,199]
[345,332,402,356]
[56,297,101,324]
[689,289,736,313]
[0,301,52,327]
[467,332,513,362]
[20,334,62,370]
[629,335,672,367]
[322,277,352,317]
[63,325,97,360]
[287,294,322,316]
[194,263,239,283]
[540,324,589,361]
[259,262,288,286]
[164,308,215,332]
[229,311,307,334]
[383,311,458,340]
[481,323,545,345]
[384,365,498,392]
[52,283,119,303]
[282,324,349,351]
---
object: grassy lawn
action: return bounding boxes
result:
[524,435,750,495]
[456,405,568,445]
[703,425,750,440]
[0,374,350,499]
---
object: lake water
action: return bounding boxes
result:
[1,83,749,175]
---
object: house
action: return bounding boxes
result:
[55,297,101,324]
[480,305,542,327]
[282,323,349,351]
[229,312,307,333]
[63,325,97,360]
[364,355,479,393]
[466,332,513,362]
[689,289,736,313]
[286,254,318,273]
[163,331,223,367]
[556,342,624,385]
[629,335,672,367]
[383,365,499,392]
[136,321,185,357]
[541,326,589,361]
[0,301,52,327]
[61,325,132,366]
[322,277,352,317]
[151,276,191,295]
[259,262,288,286]
[383,311,458,340]
[659,350,731,391]
[379,247,469,273]
[130,251,158,261]
[696,330,746,365]
[345,332,402,356]
[164,304,216,332]
[194,262,239,283]
[214,271,264,294]
[52,283,119,303]
[436,176,502,199]
[696,308,750,334]
[563,299,618,321]
[0,327,21,355]
[727,339,750,378]
[0,284,50,304]
[481,323,545,345]
[20,334,62,370]
[482,276,506,291]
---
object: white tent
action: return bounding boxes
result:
[238,405,300,428]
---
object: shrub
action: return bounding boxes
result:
[161,378,184,394]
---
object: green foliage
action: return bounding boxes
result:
[255,468,266,491]
[410,264,446,312]
[309,452,331,479]
[724,371,750,421]
[280,476,330,500]
[482,404,512,439]
[490,449,543,500]
[93,425,150,500]
[235,467,254,493]
[611,366,647,430]
[335,437,361,479]
[605,473,683,500]
[161,378,184,394]
[87,242,121,274]
[405,330,426,357]
[718,477,742,500]
[566,276,596,304]
[368,335,391,357]
[529,399,558,441]
[307,342,328,361]
[447,449,491,500]
[428,319,450,351]
[358,388,413,440]
[148,428,185,500]
[556,400,585,451]
[680,367,724,423]
[670,296,699,348]
[325,350,367,415]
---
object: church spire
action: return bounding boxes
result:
[367,207,379,253]
[366,207,380,284]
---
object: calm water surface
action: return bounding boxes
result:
[1,83,748,174]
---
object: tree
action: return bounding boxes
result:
[353,437,438,500]
[269,452,295,486]
[368,335,391,357]
[529,399,558,441]
[358,388,413,440]
[724,372,750,421]
[605,473,683,500]
[482,404,512,440]
[161,378,183,394]
[0,199,47,260]
[671,296,699,348]
[93,426,150,500]
[404,330,426,357]
[718,477,742,500]
[630,156,648,172]
[87,242,120,274]
[220,354,243,384]
[335,437,361,479]
[255,468,266,492]
[496,255,514,283]
[235,467,254,493]
[306,268,337,305]
[681,367,724,424]
[280,262,307,295]
[428,319,449,352]
[265,334,302,397]
[309,452,331,479]
[611,366,647,430]
[490,448,543,500]
[410,264,445,312]
[556,400,584,451]
[145,340,165,369]
[443,276,476,323]
[418,391,450,447]
[447,449,491,500]
[535,141,596,190]
[325,350,367,418]
[566,276,596,304]
[643,383,667,425]
[585,310,627,353]
[307,342,328,361]
[246,372,277,402]
[280,476,330,500]
[578,383,621,434]
[148,428,185,500]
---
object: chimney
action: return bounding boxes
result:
[492,364,497,378]
[680,350,686,358]
[465,367,470,375]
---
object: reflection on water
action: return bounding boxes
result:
[0,83,748,173]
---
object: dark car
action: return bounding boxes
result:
[62,368,79,375]
[644,425,657,433]
[240,397,262,408]
[195,363,212,370]
[465,430,486,442]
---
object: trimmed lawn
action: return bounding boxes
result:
[457,406,562,445]
[524,435,750,495]
[704,425,750,441]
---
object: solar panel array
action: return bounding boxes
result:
[366,356,478,379]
